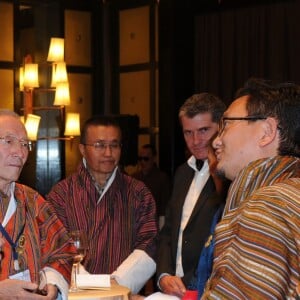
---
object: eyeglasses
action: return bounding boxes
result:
[0,135,32,151]
[218,116,267,136]
[138,156,150,162]
[83,141,122,151]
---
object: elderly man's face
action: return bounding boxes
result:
[213,96,269,180]
[0,116,29,191]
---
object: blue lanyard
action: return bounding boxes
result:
[0,222,25,271]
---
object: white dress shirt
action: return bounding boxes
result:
[175,156,210,277]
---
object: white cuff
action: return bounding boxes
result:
[44,267,68,300]
[111,249,156,294]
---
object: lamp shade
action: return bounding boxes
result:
[23,63,39,88]
[47,37,64,62]
[25,114,41,141]
[51,62,68,87]
[64,113,80,136]
[54,82,70,106]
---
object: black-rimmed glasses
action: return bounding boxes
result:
[218,116,267,136]
[83,141,122,151]
[0,135,32,151]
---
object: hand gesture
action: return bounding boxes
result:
[159,275,186,298]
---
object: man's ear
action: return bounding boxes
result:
[259,117,278,147]
[79,143,85,157]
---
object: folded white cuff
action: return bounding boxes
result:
[111,249,156,294]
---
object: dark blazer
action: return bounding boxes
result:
[157,161,225,287]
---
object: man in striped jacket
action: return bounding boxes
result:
[202,78,300,299]
[47,115,157,294]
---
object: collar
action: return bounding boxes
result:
[187,156,209,173]
[82,158,118,203]
[2,182,17,227]
[225,155,300,213]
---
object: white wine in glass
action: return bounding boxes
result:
[69,230,88,292]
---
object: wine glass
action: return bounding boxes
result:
[69,230,88,292]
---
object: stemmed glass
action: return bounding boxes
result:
[69,230,88,292]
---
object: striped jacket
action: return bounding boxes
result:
[0,183,75,283]
[46,162,157,274]
[202,156,300,299]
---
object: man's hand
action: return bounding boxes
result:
[0,279,59,299]
[159,275,186,298]
[43,284,58,299]
[0,279,38,299]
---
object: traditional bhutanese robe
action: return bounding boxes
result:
[0,183,75,284]
[202,156,300,299]
[46,161,157,275]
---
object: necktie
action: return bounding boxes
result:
[196,159,204,171]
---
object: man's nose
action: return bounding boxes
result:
[103,144,113,155]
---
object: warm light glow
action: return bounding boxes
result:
[47,37,64,62]
[19,67,24,91]
[25,114,41,141]
[64,113,80,136]
[51,62,68,87]
[23,63,39,88]
[53,82,70,106]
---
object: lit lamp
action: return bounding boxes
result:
[47,37,64,62]
[23,63,39,88]
[24,114,41,141]
[21,63,39,118]
[54,82,71,106]
[19,37,80,142]
[51,62,68,87]
[64,113,81,137]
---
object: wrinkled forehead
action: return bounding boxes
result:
[0,115,27,138]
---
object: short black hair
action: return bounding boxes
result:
[236,77,300,157]
[80,115,121,144]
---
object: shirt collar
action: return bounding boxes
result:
[187,155,208,173]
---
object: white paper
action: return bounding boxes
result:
[76,274,111,289]
[145,292,180,300]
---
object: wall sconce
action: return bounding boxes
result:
[24,114,41,141]
[19,37,80,142]
[64,113,81,137]
[47,37,64,62]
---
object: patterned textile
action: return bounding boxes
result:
[202,156,300,299]
[0,183,75,283]
[46,162,157,274]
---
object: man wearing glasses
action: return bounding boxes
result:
[46,115,157,294]
[202,78,300,299]
[0,110,75,299]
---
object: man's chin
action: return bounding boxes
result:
[215,165,227,180]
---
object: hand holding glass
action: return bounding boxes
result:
[69,230,88,292]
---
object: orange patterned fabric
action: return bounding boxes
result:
[0,183,76,283]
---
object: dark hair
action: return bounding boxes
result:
[236,78,300,157]
[80,115,121,144]
[178,93,226,124]
[141,144,157,156]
